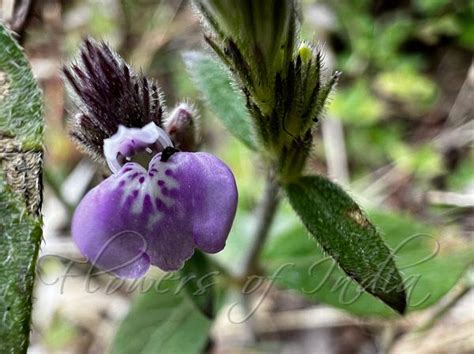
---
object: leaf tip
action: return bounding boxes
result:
[381,289,407,315]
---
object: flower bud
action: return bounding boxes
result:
[298,42,313,65]
[164,103,199,151]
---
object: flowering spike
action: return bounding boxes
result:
[193,0,339,180]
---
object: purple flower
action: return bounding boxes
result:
[72,128,237,277]
[65,40,238,278]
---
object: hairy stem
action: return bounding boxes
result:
[242,169,281,276]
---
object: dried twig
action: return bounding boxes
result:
[426,190,474,208]
[322,116,350,185]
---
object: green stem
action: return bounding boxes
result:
[242,169,281,276]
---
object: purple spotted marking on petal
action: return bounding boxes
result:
[72,151,237,278]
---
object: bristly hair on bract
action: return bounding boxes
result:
[62,38,166,160]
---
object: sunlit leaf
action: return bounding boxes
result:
[374,69,438,111]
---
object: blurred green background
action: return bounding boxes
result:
[5,0,472,352]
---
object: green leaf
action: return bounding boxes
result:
[0,175,42,351]
[285,175,407,314]
[111,278,212,354]
[263,207,473,317]
[0,24,43,353]
[180,251,216,319]
[0,25,43,149]
[184,51,257,150]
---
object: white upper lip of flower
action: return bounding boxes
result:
[103,122,173,174]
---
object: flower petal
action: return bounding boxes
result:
[71,180,152,278]
[103,122,172,173]
[71,152,237,277]
[154,152,238,253]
